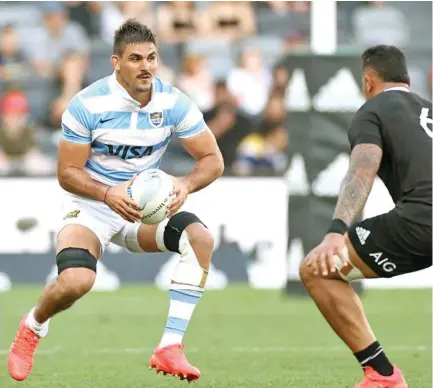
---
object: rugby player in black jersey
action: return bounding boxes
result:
[300,45,432,388]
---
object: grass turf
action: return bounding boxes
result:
[0,286,431,387]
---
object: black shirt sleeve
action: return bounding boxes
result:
[348,109,383,150]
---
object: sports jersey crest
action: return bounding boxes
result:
[149,111,164,128]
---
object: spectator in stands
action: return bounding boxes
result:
[233,92,289,176]
[266,1,310,14]
[0,25,28,81]
[23,2,90,130]
[177,53,215,112]
[156,59,176,85]
[0,90,55,176]
[100,2,155,44]
[206,1,256,41]
[252,1,309,47]
[65,1,103,39]
[271,64,290,96]
[352,1,409,47]
[227,47,272,116]
[204,81,253,171]
[156,2,205,43]
[24,2,90,84]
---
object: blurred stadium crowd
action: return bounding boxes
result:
[0,1,431,177]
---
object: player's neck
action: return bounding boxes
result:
[115,74,153,107]
[381,82,410,92]
[124,86,152,107]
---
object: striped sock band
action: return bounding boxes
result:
[159,287,203,348]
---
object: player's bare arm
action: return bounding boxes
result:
[305,143,383,276]
[179,128,224,193]
[57,139,107,202]
[57,139,140,222]
[333,143,383,226]
[168,128,224,215]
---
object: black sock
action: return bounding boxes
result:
[354,341,394,377]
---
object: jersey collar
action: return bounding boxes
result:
[108,72,155,108]
[383,86,410,93]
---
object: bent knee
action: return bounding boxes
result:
[58,267,96,299]
[298,259,315,285]
[187,224,214,253]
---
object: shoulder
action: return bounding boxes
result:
[153,77,197,113]
[153,76,176,94]
[65,77,112,126]
[68,76,113,112]
[78,76,112,100]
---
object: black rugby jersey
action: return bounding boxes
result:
[348,87,432,227]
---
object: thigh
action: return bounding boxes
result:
[57,224,102,259]
[111,222,160,253]
[58,193,125,256]
[347,210,432,278]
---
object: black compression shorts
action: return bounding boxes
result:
[347,209,432,278]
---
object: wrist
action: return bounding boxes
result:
[180,177,193,194]
[103,186,112,204]
[327,218,348,235]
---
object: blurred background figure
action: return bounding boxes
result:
[204,1,256,41]
[204,80,253,171]
[0,89,55,176]
[156,1,204,44]
[233,92,289,176]
[177,53,215,112]
[352,1,408,47]
[100,1,154,44]
[0,25,28,81]
[227,48,272,116]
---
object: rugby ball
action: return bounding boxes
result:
[127,169,175,225]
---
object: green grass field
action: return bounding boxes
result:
[0,286,431,388]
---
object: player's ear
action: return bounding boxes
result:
[111,55,120,71]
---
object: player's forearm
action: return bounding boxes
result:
[182,153,224,194]
[333,172,375,227]
[58,167,108,202]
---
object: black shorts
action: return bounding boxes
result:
[347,209,432,278]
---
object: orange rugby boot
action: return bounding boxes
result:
[149,343,200,382]
[8,315,41,381]
[355,366,408,388]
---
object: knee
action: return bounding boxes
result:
[188,224,214,252]
[186,224,214,266]
[56,248,97,299]
[298,259,316,288]
[58,268,96,299]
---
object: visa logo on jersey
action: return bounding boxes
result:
[106,144,154,160]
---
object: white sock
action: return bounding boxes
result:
[25,307,50,338]
[159,285,203,348]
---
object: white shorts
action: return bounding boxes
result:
[58,192,144,255]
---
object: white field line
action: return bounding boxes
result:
[0,345,430,356]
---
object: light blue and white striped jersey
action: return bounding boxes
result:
[61,73,207,186]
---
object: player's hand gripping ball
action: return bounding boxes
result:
[127,169,175,224]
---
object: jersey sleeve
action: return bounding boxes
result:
[61,95,93,144]
[173,90,207,138]
[348,109,383,149]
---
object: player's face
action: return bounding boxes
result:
[112,42,158,94]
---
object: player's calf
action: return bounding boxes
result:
[299,239,398,384]
[156,212,213,345]
[150,212,213,380]
[32,248,97,325]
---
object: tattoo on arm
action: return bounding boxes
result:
[334,144,383,226]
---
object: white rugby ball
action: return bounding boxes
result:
[127,169,175,225]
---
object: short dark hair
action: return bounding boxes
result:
[113,19,156,55]
[361,45,409,84]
